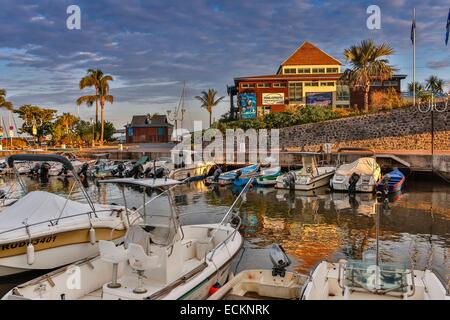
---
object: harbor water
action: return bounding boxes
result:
[0,174,448,296]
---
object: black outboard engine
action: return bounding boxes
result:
[58,164,69,176]
[30,162,41,175]
[0,189,6,199]
[234,170,242,180]
[269,244,292,277]
[213,167,222,182]
[128,164,144,179]
[40,162,51,182]
[381,174,391,195]
[116,162,126,177]
[284,171,296,190]
[348,173,360,194]
[78,163,89,178]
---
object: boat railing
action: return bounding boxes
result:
[0,208,117,237]
[206,178,252,261]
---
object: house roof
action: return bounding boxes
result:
[279,41,342,70]
[126,114,173,128]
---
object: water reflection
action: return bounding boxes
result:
[0,175,448,295]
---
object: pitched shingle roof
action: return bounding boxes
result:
[127,114,173,128]
[279,41,342,68]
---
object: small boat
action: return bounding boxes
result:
[331,157,381,193]
[376,168,405,194]
[302,199,449,300]
[275,154,335,191]
[93,160,133,178]
[2,177,247,300]
[255,166,281,186]
[205,164,259,186]
[0,154,143,277]
[208,244,308,300]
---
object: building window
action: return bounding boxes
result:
[305,81,319,87]
[257,83,272,88]
[326,68,338,73]
[312,68,325,74]
[383,80,398,86]
[288,82,303,102]
[336,85,350,101]
[284,68,297,74]
[320,82,335,87]
[371,81,382,86]
[297,68,311,74]
[158,128,164,136]
[241,83,255,88]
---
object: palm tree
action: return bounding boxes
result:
[425,75,444,95]
[343,39,396,113]
[195,89,225,127]
[98,75,114,144]
[407,81,424,94]
[0,89,13,110]
[59,113,79,134]
[77,69,103,141]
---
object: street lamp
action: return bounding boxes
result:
[90,118,95,147]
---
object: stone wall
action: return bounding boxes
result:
[280,106,450,152]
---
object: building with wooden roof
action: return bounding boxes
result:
[229,41,405,119]
[124,114,173,143]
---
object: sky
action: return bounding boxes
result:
[0,0,449,130]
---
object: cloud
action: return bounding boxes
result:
[427,60,450,69]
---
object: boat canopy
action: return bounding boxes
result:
[7,154,74,170]
[335,157,379,176]
[0,191,120,238]
[97,178,181,188]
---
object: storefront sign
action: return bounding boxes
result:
[239,94,257,119]
[306,92,333,106]
[262,93,285,105]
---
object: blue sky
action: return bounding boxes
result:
[0,0,449,129]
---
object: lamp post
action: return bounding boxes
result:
[90,118,95,147]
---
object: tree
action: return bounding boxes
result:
[343,39,396,113]
[0,89,13,110]
[98,75,114,144]
[407,81,424,94]
[13,105,57,141]
[195,89,225,127]
[77,69,104,141]
[425,75,444,95]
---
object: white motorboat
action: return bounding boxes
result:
[276,154,335,191]
[330,157,381,193]
[2,176,248,300]
[302,198,449,300]
[208,244,308,300]
[0,154,145,277]
[302,259,449,300]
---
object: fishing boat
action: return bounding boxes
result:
[255,166,281,186]
[275,154,335,191]
[205,164,259,186]
[208,244,308,300]
[2,177,248,300]
[0,154,144,277]
[331,157,381,193]
[302,198,449,300]
[151,151,215,181]
[376,168,405,194]
[231,164,260,187]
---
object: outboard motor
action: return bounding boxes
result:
[269,244,291,277]
[0,189,6,199]
[380,174,391,195]
[30,162,41,176]
[234,170,242,180]
[78,163,89,178]
[116,162,126,177]
[40,162,51,182]
[348,172,360,194]
[58,164,69,176]
[213,167,222,182]
[284,171,296,190]
[128,164,144,179]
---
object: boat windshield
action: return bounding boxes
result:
[344,260,410,294]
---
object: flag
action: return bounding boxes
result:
[411,15,416,44]
[446,9,450,46]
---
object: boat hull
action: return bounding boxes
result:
[275,171,334,191]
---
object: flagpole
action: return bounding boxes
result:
[413,8,416,107]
